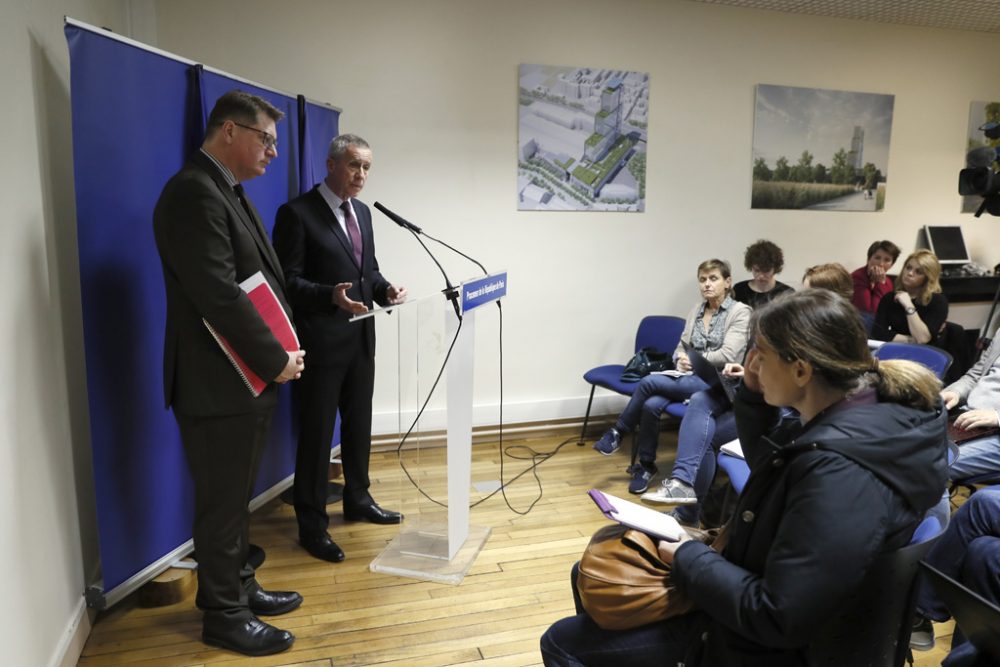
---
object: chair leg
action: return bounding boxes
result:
[578,386,596,446]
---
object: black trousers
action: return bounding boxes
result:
[176,409,272,620]
[293,347,375,537]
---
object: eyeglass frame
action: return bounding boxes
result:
[232,122,277,150]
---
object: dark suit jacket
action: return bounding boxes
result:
[273,187,391,366]
[153,150,292,416]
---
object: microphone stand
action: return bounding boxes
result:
[405,226,462,321]
[419,229,487,277]
[374,201,494,317]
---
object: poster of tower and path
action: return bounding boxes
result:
[518,64,649,212]
[751,83,894,212]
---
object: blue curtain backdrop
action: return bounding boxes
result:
[65,21,340,604]
[300,97,343,194]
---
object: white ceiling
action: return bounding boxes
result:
[689,0,1000,33]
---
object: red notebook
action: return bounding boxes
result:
[203,272,299,397]
[948,416,1000,445]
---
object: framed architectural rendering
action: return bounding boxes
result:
[518,64,648,212]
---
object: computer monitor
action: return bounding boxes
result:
[923,225,971,266]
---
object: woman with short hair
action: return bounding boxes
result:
[592,260,751,497]
[732,239,793,309]
[852,239,901,316]
[802,262,854,301]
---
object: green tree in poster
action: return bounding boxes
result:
[753,157,772,181]
[830,148,853,184]
[791,150,814,182]
[985,103,1000,151]
[773,156,790,182]
[862,162,879,189]
[812,163,828,183]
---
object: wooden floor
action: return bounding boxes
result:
[80,430,957,666]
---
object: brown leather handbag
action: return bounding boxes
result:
[576,523,722,630]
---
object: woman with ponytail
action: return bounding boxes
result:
[541,289,948,666]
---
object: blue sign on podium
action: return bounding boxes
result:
[460,271,507,313]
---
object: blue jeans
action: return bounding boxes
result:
[540,610,697,666]
[615,374,709,465]
[671,388,732,485]
[672,408,737,526]
[917,487,1000,623]
[950,433,1000,480]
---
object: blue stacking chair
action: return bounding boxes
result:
[717,448,750,495]
[664,401,688,420]
[874,342,953,381]
[578,315,685,445]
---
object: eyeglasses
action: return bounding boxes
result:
[233,122,277,150]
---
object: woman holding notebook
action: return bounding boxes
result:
[542,289,948,666]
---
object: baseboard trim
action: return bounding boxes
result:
[52,595,94,667]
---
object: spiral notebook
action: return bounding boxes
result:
[203,271,299,397]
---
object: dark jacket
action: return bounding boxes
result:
[153,151,291,416]
[272,188,391,366]
[673,384,948,666]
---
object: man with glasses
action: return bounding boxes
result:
[153,90,305,656]
[273,134,406,564]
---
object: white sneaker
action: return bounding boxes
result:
[641,478,698,505]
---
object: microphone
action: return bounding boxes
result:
[374,201,422,234]
[374,200,459,319]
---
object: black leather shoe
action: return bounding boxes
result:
[202,616,294,656]
[247,587,302,616]
[343,501,403,524]
[300,532,346,562]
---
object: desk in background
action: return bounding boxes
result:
[940,275,1000,304]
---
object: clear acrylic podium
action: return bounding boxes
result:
[364,272,507,584]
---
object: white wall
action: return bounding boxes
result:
[151,0,1000,431]
[0,2,131,665]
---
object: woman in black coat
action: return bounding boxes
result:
[541,289,948,667]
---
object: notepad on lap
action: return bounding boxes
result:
[588,489,686,542]
[719,439,744,460]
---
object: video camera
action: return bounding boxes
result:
[959,121,1000,217]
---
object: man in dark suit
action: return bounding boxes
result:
[153,90,306,656]
[273,134,406,564]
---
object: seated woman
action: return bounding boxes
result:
[732,239,793,309]
[872,249,948,344]
[852,240,901,328]
[593,260,751,496]
[542,289,948,667]
[802,262,853,301]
